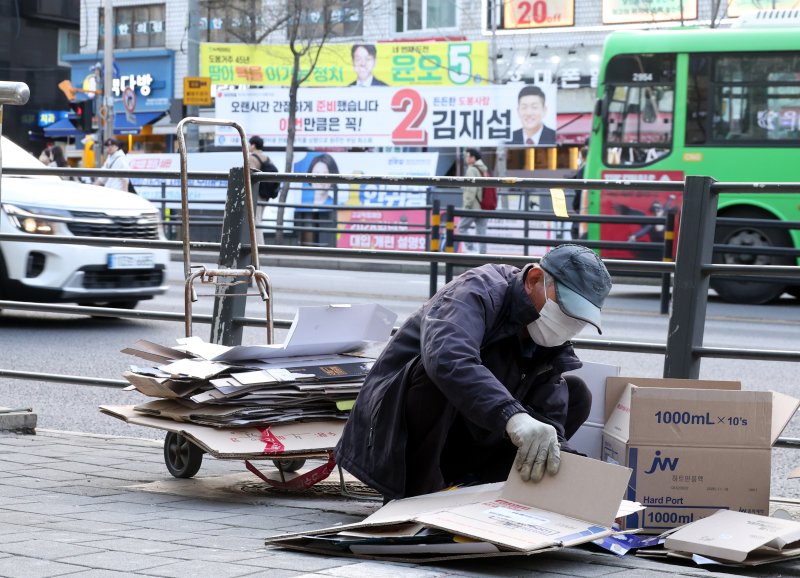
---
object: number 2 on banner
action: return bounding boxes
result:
[506,0,548,28]
[391,89,428,146]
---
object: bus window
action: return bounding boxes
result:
[603,53,676,167]
[686,56,710,145]
[689,53,800,145]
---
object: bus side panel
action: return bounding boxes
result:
[598,170,684,260]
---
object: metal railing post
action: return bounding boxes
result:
[445,204,455,283]
[659,211,676,315]
[429,199,440,297]
[209,166,249,346]
[664,176,718,379]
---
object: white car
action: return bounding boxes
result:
[0,136,170,309]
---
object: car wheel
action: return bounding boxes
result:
[710,207,793,304]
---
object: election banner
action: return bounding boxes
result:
[213,82,558,148]
[201,41,488,87]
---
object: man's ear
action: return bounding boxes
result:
[524,266,543,294]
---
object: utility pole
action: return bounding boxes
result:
[103,0,115,152]
[185,0,200,151]
[489,0,508,199]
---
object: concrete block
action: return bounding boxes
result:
[0,407,36,434]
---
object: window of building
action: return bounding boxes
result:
[99,4,166,50]
[295,1,364,40]
[395,0,456,32]
[200,0,266,43]
[687,53,800,146]
[58,29,80,66]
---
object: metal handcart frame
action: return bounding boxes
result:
[141,118,361,493]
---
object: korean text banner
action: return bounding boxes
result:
[727,0,796,16]
[213,83,558,148]
[200,42,488,87]
[602,0,697,24]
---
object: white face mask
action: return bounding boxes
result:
[527,275,587,347]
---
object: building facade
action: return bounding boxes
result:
[0,1,79,150]
[70,0,772,169]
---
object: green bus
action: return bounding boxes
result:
[584,26,800,304]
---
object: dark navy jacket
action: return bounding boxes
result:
[334,264,582,498]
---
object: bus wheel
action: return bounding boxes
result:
[710,207,792,304]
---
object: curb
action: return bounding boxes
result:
[0,407,37,434]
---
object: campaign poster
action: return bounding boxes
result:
[214,82,557,148]
[129,151,439,252]
[200,41,488,87]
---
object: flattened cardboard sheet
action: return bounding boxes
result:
[665,510,800,565]
[99,404,341,459]
[267,453,635,561]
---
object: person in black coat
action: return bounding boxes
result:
[334,245,612,500]
[508,84,556,146]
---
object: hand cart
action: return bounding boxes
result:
[103,118,358,493]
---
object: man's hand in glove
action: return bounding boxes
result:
[505,412,561,482]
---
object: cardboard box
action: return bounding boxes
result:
[664,509,800,565]
[602,378,799,532]
[267,452,639,562]
[564,361,620,459]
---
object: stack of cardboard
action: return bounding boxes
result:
[267,452,644,562]
[114,304,398,428]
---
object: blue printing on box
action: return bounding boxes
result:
[627,447,730,530]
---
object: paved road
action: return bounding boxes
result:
[1,261,799,496]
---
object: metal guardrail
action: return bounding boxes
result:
[0,165,799,389]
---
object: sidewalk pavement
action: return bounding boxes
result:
[2,429,800,578]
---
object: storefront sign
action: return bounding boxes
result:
[727,0,797,16]
[63,50,174,114]
[37,110,68,127]
[200,41,489,87]
[183,77,212,106]
[213,82,558,148]
[503,0,575,29]
[602,0,697,24]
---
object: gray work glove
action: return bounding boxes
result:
[505,412,561,482]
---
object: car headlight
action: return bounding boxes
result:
[2,203,72,235]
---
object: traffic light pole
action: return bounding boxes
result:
[102,0,114,152]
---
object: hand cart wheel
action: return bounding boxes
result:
[164,432,204,478]
[272,458,306,473]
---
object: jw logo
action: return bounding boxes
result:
[644,451,679,474]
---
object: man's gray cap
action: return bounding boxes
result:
[539,244,612,334]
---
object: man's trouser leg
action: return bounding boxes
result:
[456,216,475,252]
[563,375,592,440]
[404,358,457,497]
[476,217,488,254]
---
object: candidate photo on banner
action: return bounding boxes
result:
[349,44,388,87]
[507,82,558,147]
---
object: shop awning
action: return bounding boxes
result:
[113,111,165,135]
[556,113,593,145]
[43,118,85,139]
